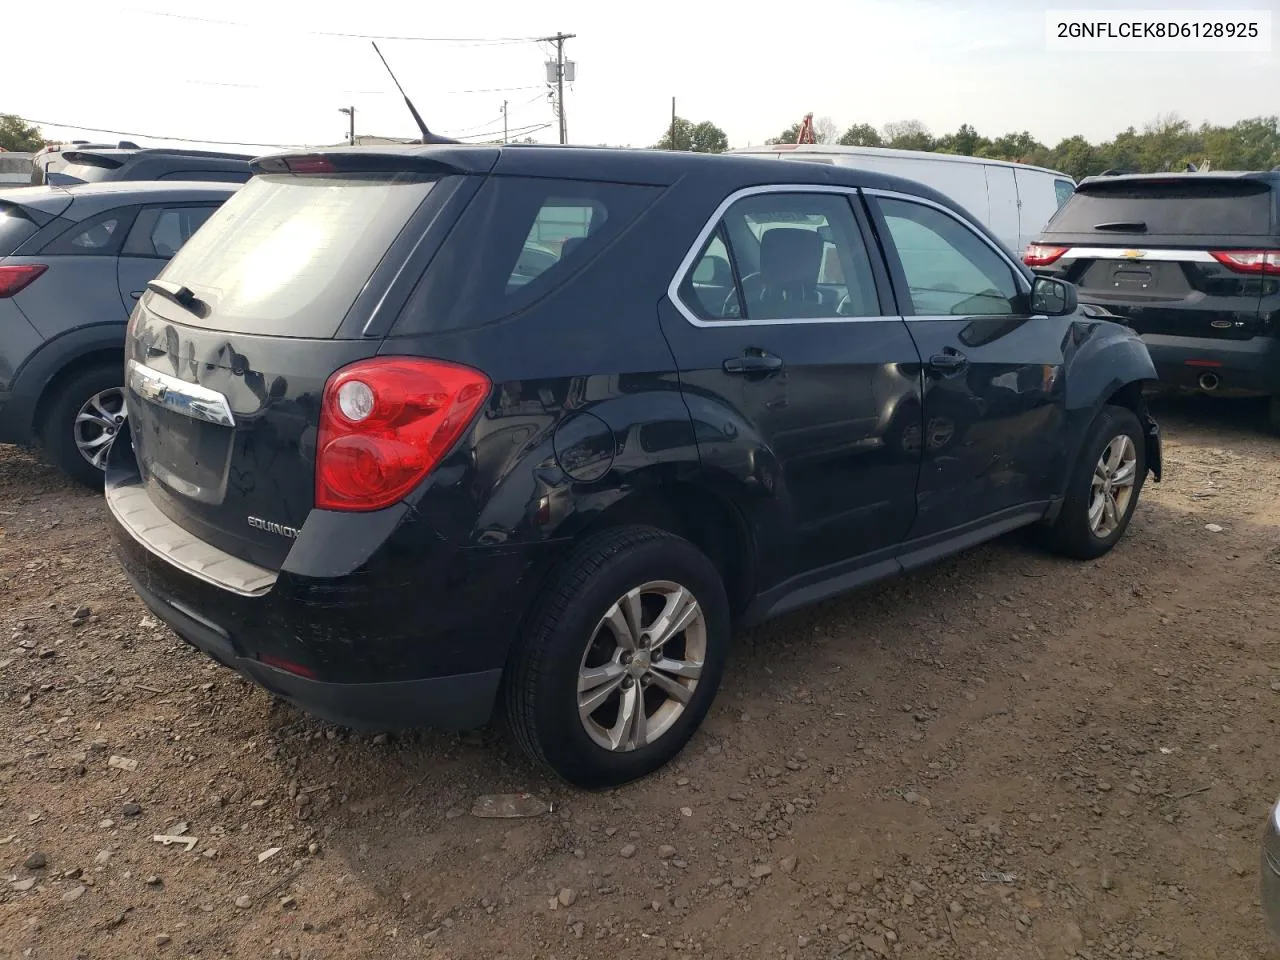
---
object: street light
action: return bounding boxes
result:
[338,106,355,146]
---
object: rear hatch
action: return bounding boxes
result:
[1028,175,1278,340]
[122,152,488,570]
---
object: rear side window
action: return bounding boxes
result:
[396,177,661,334]
[124,204,220,259]
[157,173,438,337]
[0,206,38,256]
[1047,179,1274,236]
[58,163,116,184]
[41,209,135,256]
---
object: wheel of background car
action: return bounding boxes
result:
[505,525,730,788]
[1041,404,1146,560]
[1269,395,1280,437]
[38,361,126,490]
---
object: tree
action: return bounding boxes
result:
[882,120,934,151]
[654,117,728,153]
[934,123,988,157]
[766,121,804,145]
[838,123,882,147]
[0,115,42,152]
[813,115,839,145]
[982,130,1045,163]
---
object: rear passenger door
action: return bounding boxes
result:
[659,187,924,587]
[116,204,221,312]
[865,190,1068,543]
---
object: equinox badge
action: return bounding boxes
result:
[248,516,299,539]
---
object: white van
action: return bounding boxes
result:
[729,144,1076,257]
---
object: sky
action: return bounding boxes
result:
[5,0,1278,155]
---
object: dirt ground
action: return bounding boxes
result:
[2,394,1280,960]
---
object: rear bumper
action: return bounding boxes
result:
[106,470,565,731]
[1142,333,1280,395]
[119,557,503,731]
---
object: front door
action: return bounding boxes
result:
[866,191,1068,543]
[659,187,923,588]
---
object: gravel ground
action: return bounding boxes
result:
[2,394,1279,960]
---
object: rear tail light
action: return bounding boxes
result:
[0,264,47,298]
[1022,244,1067,267]
[315,357,490,512]
[1209,250,1280,275]
[284,155,335,174]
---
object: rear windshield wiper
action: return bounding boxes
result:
[1093,221,1147,232]
[146,279,207,316]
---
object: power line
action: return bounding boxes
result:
[454,122,552,142]
[14,118,297,149]
[441,91,547,137]
[129,9,543,44]
[180,78,543,97]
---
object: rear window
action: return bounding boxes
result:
[157,173,437,337]
[1047,179,1274,236]
[395,176,662,334]
[58,163,117,184]
[0,206,38,256]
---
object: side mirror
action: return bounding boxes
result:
[1031,276,1078,316]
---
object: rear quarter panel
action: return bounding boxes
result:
[9,257,128,339]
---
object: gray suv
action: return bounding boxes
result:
[0,180,237,486]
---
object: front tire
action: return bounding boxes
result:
[506,526,730,788]
[39,361,126,490]
[1043,404,1146,560]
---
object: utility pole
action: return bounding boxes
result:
[541,32,576,144]
[338,106,355,146]
[501,100,509,143]
[670,97,676,150]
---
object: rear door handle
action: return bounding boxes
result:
[130,290,143,300]
[723,353,784,375]
[928,352,968,374]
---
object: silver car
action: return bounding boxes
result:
[0,180,237,486]
[1263,799,1280,936]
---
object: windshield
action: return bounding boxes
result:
[158,173,438,337]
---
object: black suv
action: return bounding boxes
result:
[34,147,254,187]
[1025,171,1280,431]
[107,146,1162,787]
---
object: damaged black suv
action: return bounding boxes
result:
[107,145,1162,787]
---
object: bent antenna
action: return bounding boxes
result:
[371,42,459,145]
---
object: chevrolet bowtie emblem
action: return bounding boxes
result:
[1121,249,1147,259]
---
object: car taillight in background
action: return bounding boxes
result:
[315,357,491,512]
[0,264,47,298]
[1022,244,1068,267]
[1209,250,1280,275]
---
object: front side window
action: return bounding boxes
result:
[679,191,880,322]
[125,205,220,259]
[877,198,1021,316]
[1054,178,1075,209]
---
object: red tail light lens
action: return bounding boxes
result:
[283,155,335,174]
[1209,250,1280,275]
[315,357,490,512]
[0,264,47,298]
[1022,244,1067,267]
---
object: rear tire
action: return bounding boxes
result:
[39,361,125,490]
[506,525,730,788]
[1043,404,1146,561]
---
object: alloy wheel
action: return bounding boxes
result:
[1089,434,1137,538]
[74,387,126,470]
[577,580,706,752]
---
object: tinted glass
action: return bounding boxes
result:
[878,198,1019,316]
[158,173,437,337]
[1047,179,1274,236]
[0,206,38,256]
[150,206,217,257]
[680,192,880,321]
[397,176,661,334]
[58,163,116,183]
[42,210,131,256]
[1054,179,1075,208]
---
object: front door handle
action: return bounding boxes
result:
[129,290,143,300]
[723,352,784,375]
[928,352,968,374]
